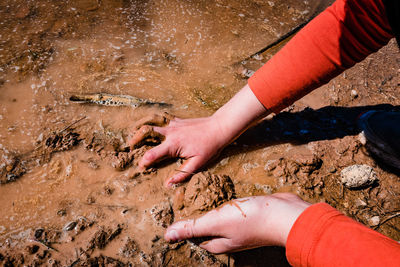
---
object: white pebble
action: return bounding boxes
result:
[351,89,358,99]
[340,164,378,188]
[368,216,380,226]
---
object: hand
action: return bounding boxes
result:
[128,85,270,187]
[129,115,231,186]
[164,193,311,254]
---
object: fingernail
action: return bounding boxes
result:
[165,178,175,188]
[166,230,179,241]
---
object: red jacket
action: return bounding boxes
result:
[287,203,400,266]
[249,0,393,113]
[248,0,400,265]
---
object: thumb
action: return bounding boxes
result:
[199,238,233,254]
[164,210,221,242]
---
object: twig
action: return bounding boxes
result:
[29,239,59,252]
[60,116,87,133]
[84,202,133,211]
[374,212,400,229]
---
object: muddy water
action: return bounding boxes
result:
[5,0,399,266]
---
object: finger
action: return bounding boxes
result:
[199,238,233,254]
[139,142,171,168]
[164,210,221,242]
[166,157,204,186]
[133,113,173,129]
[128,125,165,149]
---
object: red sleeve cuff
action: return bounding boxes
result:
[286,202,400,267]
[285,203,340,267]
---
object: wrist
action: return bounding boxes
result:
[258,194,311,247]
[211,84,270,144]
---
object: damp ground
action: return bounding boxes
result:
[0,0,399,266]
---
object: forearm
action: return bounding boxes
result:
[248,0,393,113]
[286,203,400,267]
[212,84,270,144]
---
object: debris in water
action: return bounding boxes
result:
[69,92,171,108]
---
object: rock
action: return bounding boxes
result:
[368,216,380,226]
[351,89,358,99]
[340,164,378,189]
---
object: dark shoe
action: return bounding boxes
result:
[358,110,400,171]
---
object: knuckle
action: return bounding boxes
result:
[186,221,196,238]
[144,149,158,161]
[140,125,153,132]
[167,137,180,149]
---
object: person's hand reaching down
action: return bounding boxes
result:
[129,115,231,187]
[128,85,270,187]
[164,193,311,253]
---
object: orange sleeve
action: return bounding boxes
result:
[248,0,394,113]
[286,203,400,267]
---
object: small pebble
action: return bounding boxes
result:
[368,216,380,226]
[351,89,358,99]
[57,209,67,216]
[340,164,378,188]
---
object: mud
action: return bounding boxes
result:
[181,172,236,216]
[1,0,400,266]
[0,125,81,184]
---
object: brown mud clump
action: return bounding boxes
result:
[181,172,236,216]
[119,237,139,258]
[0,127,81,184]
[82,125,154,171]
[86,224,123,251]
[150,201,174,228]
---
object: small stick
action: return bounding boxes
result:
[29,239,59,252]
[374,212,400,229]
[84,203,133,210]
[60,116,87,133]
